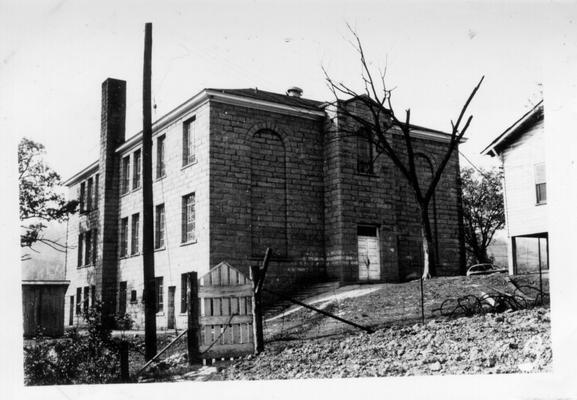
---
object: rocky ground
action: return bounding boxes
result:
[218,307,551,380]
[136,273,551,382]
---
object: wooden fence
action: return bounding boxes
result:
[197,262,255,359]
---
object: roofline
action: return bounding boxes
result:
[325,97,461,143]
[114,89,326,155]
[22,280,70,286]
[481,100,544,157]
[63,160,99,186]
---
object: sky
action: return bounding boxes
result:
[1,0,552,181]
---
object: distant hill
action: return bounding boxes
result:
[21,220,68,281]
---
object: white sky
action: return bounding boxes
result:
[1,0,551,180]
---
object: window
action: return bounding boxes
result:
[357,129,374,174]
[131,213,140,255]
[155,277,164,312]
[94,174,99,208]
[155,204,165,249]
[79,182,86,212]
[133,149,141,190]
[77,233,84,267]
[181,273,190,313]
[121,155,130,195]
[92,229,98,265]
[183,117,196,166]
[130,290,137,304]
[120,217,129,257]
[535,163,547,205]
[83,286,89,314]
[182,193,196,243]
[86,177,93,211]
[76,288,82,314]
[157,135,166,179]
[84,230,92,265]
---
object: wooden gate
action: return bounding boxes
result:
[197,262,255,359]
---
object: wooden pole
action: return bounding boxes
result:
[250,266,264,354]
[142,22,157,361]
[187,272,201,365]
[119,341,129,382]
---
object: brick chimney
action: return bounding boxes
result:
[96,78,126,327]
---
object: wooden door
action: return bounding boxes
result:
[167,286,176,329]
[118,282,127,315]
[69,296,74,326]
[358,227,381,281]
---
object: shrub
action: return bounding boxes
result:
[23,302,133,385]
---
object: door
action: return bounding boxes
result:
[358,226,381,281]
[167,286,176,329]
[69,296,74,326]
[118,282,127,315]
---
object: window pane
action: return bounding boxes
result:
[157,136,166,178]
[182,193,195,242]
[183,118,196,166]
[155,204,165,248]
[77,233,83,267]
[131,213,140,254]
[357,130,373,174]
[87,178,93,211]
[120,217,128,256]
[133,150,141,189]
[155,277,164,312]
[121,156,130,194]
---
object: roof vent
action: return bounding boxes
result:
[286,86,303,98]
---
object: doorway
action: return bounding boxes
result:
[357,226,381,281]
[167,286,176,329]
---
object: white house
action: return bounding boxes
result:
[482,100,548,275]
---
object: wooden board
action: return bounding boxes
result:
[197,262,255,359]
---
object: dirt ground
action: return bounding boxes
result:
[134,272,550,382]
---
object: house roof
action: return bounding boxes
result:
[207,88,324,111]
[481,100,544,157]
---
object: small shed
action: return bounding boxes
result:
[22,280,69,337]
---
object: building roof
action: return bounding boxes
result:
[207,88,324,111]
[481,100,544,157]
[64,86,457,186]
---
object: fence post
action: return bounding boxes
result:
[250,266,264,354]
[119,340,129,382]
[187,272,201,365]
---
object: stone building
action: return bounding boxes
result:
[63,78,465,330]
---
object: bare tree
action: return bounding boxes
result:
[323,27,483,279]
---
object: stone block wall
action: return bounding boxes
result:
[208,101,326,293]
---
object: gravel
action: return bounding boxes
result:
[218,307,552,380]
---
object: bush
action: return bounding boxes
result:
[24,302,133,385]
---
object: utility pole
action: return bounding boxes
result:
[142,22,157,360]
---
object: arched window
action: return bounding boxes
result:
[357,128,373,174]
[250,130,287,256]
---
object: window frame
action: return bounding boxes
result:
[84,230,92,266]
[182,117,196,167]
[155,277,164,313]
[133,149,141,190]
[181,193,196,244]
[356,129,374,175]
[156,135,166,179]
[77,233,84,267]
[131,213,140,255]
[79,182,86,213]
[120,217,129,257]
[155,204,165,249]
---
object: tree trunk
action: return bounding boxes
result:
[420,205,436,280]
